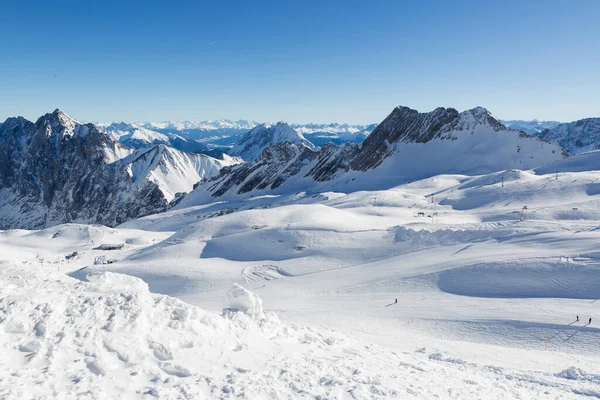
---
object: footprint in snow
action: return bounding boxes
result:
[159,362,191,378]
[149,342,173,361]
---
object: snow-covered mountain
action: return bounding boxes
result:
[532,118,600,155]
[137,119,259,148]
[228,122,319,161]
[141,119,259,135]
[99,120,375,152]
[501,119,560,135]
[181,106,564,202]
[98,122,212,155]
[350,106,563,174]
[0,110,236,229]
[120,144,240,202]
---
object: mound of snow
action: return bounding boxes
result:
[225,283,265,319]
[556,367,600,382]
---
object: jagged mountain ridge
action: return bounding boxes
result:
[533,118,600,155]
[228,122,318,161]
[0,110,236,229]
[351,106,507,171]
[207,142,359,198]
[179,106,565,204]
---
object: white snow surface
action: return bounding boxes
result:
[4,163,600,398]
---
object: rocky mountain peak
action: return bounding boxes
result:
[350,105,509,171]
[229,122,318,161]
[35,108,87,141]
[457,106,505,132]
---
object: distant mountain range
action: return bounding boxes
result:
[98,120,375,155]
[99,118,582,152]
[501,120,561,134]
[180,106,564,205]
[1,107,599,229]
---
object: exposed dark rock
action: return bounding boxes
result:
[534,118,600,155]
[0,110,167,229]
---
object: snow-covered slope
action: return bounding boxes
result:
[120,145,240,202]
[533,118,600,155]
[535,150,600,174]
[228,122,318,161]
[501,119,561,134]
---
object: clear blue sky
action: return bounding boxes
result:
[1,0,599,124]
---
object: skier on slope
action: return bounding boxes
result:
[577,315,579,322]
[590,317,592,325]
[395,298,398,304]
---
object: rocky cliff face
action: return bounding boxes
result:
[207,141,359,198]
[0,110,232,229]
[533,118,600,155]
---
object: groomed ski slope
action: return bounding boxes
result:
[2,164,600,398]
